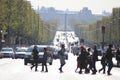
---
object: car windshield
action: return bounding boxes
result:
[27,47,44,52]
[2,48,13,51]
[37,47,44,52]
[27,47,33,52]
[16,49,26,52]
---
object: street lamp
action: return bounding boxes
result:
[101,26,105,50]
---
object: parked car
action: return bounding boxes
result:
[24,45,53,65]
[0,47,15,58]
[15,47,27,59]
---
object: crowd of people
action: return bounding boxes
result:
[74,44,120,76]
[30,44,66,73]
[29,43,120,76]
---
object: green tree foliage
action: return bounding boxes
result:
[0,0,57,45]
[83,7,120,44]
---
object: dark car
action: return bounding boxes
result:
[24,45,53,65]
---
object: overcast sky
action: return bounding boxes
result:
[27,0,120,14]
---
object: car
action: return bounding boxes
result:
[15,47,27,59]
[24,45,53,65]
[0,47,15,58]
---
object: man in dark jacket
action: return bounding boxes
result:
[30,45,39,71]
[106,44,113,75]
[91,45,98,74]
[41,47,48,72]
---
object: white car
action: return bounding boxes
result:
[0,47,15,58]
[15,47,27,59]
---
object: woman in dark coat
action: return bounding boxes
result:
[79,46,87,74]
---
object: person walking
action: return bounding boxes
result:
[79,46,87,74]
[41,47,48,72]
[85,48,92,74]
[106,44,113,75]
[58,44,66,73]
[75,55,80,72]
[99,53,107,74]
[116,47,120,67]
[30,45,39,72]
[91,45,98,74]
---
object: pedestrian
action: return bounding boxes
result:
[91,45,98,74]
[30,45,39,72]
[79,46,87,74]
[99,53,107,74]
[75,56,80,72]
[58,44,66,73]
[106,44,113,75]
[85,48,92,74]
[116,47,120,67]
[41,47,48,72]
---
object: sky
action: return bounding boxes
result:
[27,0,120,14]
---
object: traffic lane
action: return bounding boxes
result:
[0,58,63,80]
[0,54,120,80]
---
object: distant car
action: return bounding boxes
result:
[24,45,53,65]
[0,47,15,58]
[15,47,27,59]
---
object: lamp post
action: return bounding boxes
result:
[101,26,105,50]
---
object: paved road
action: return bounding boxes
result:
[0,53,120,80]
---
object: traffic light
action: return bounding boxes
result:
[101,26,105,34]
[80,38,84,43]
[15,37,19,45]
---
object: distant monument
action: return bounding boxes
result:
[79,7,92,16]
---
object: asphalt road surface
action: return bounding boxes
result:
[0,53,120,80]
